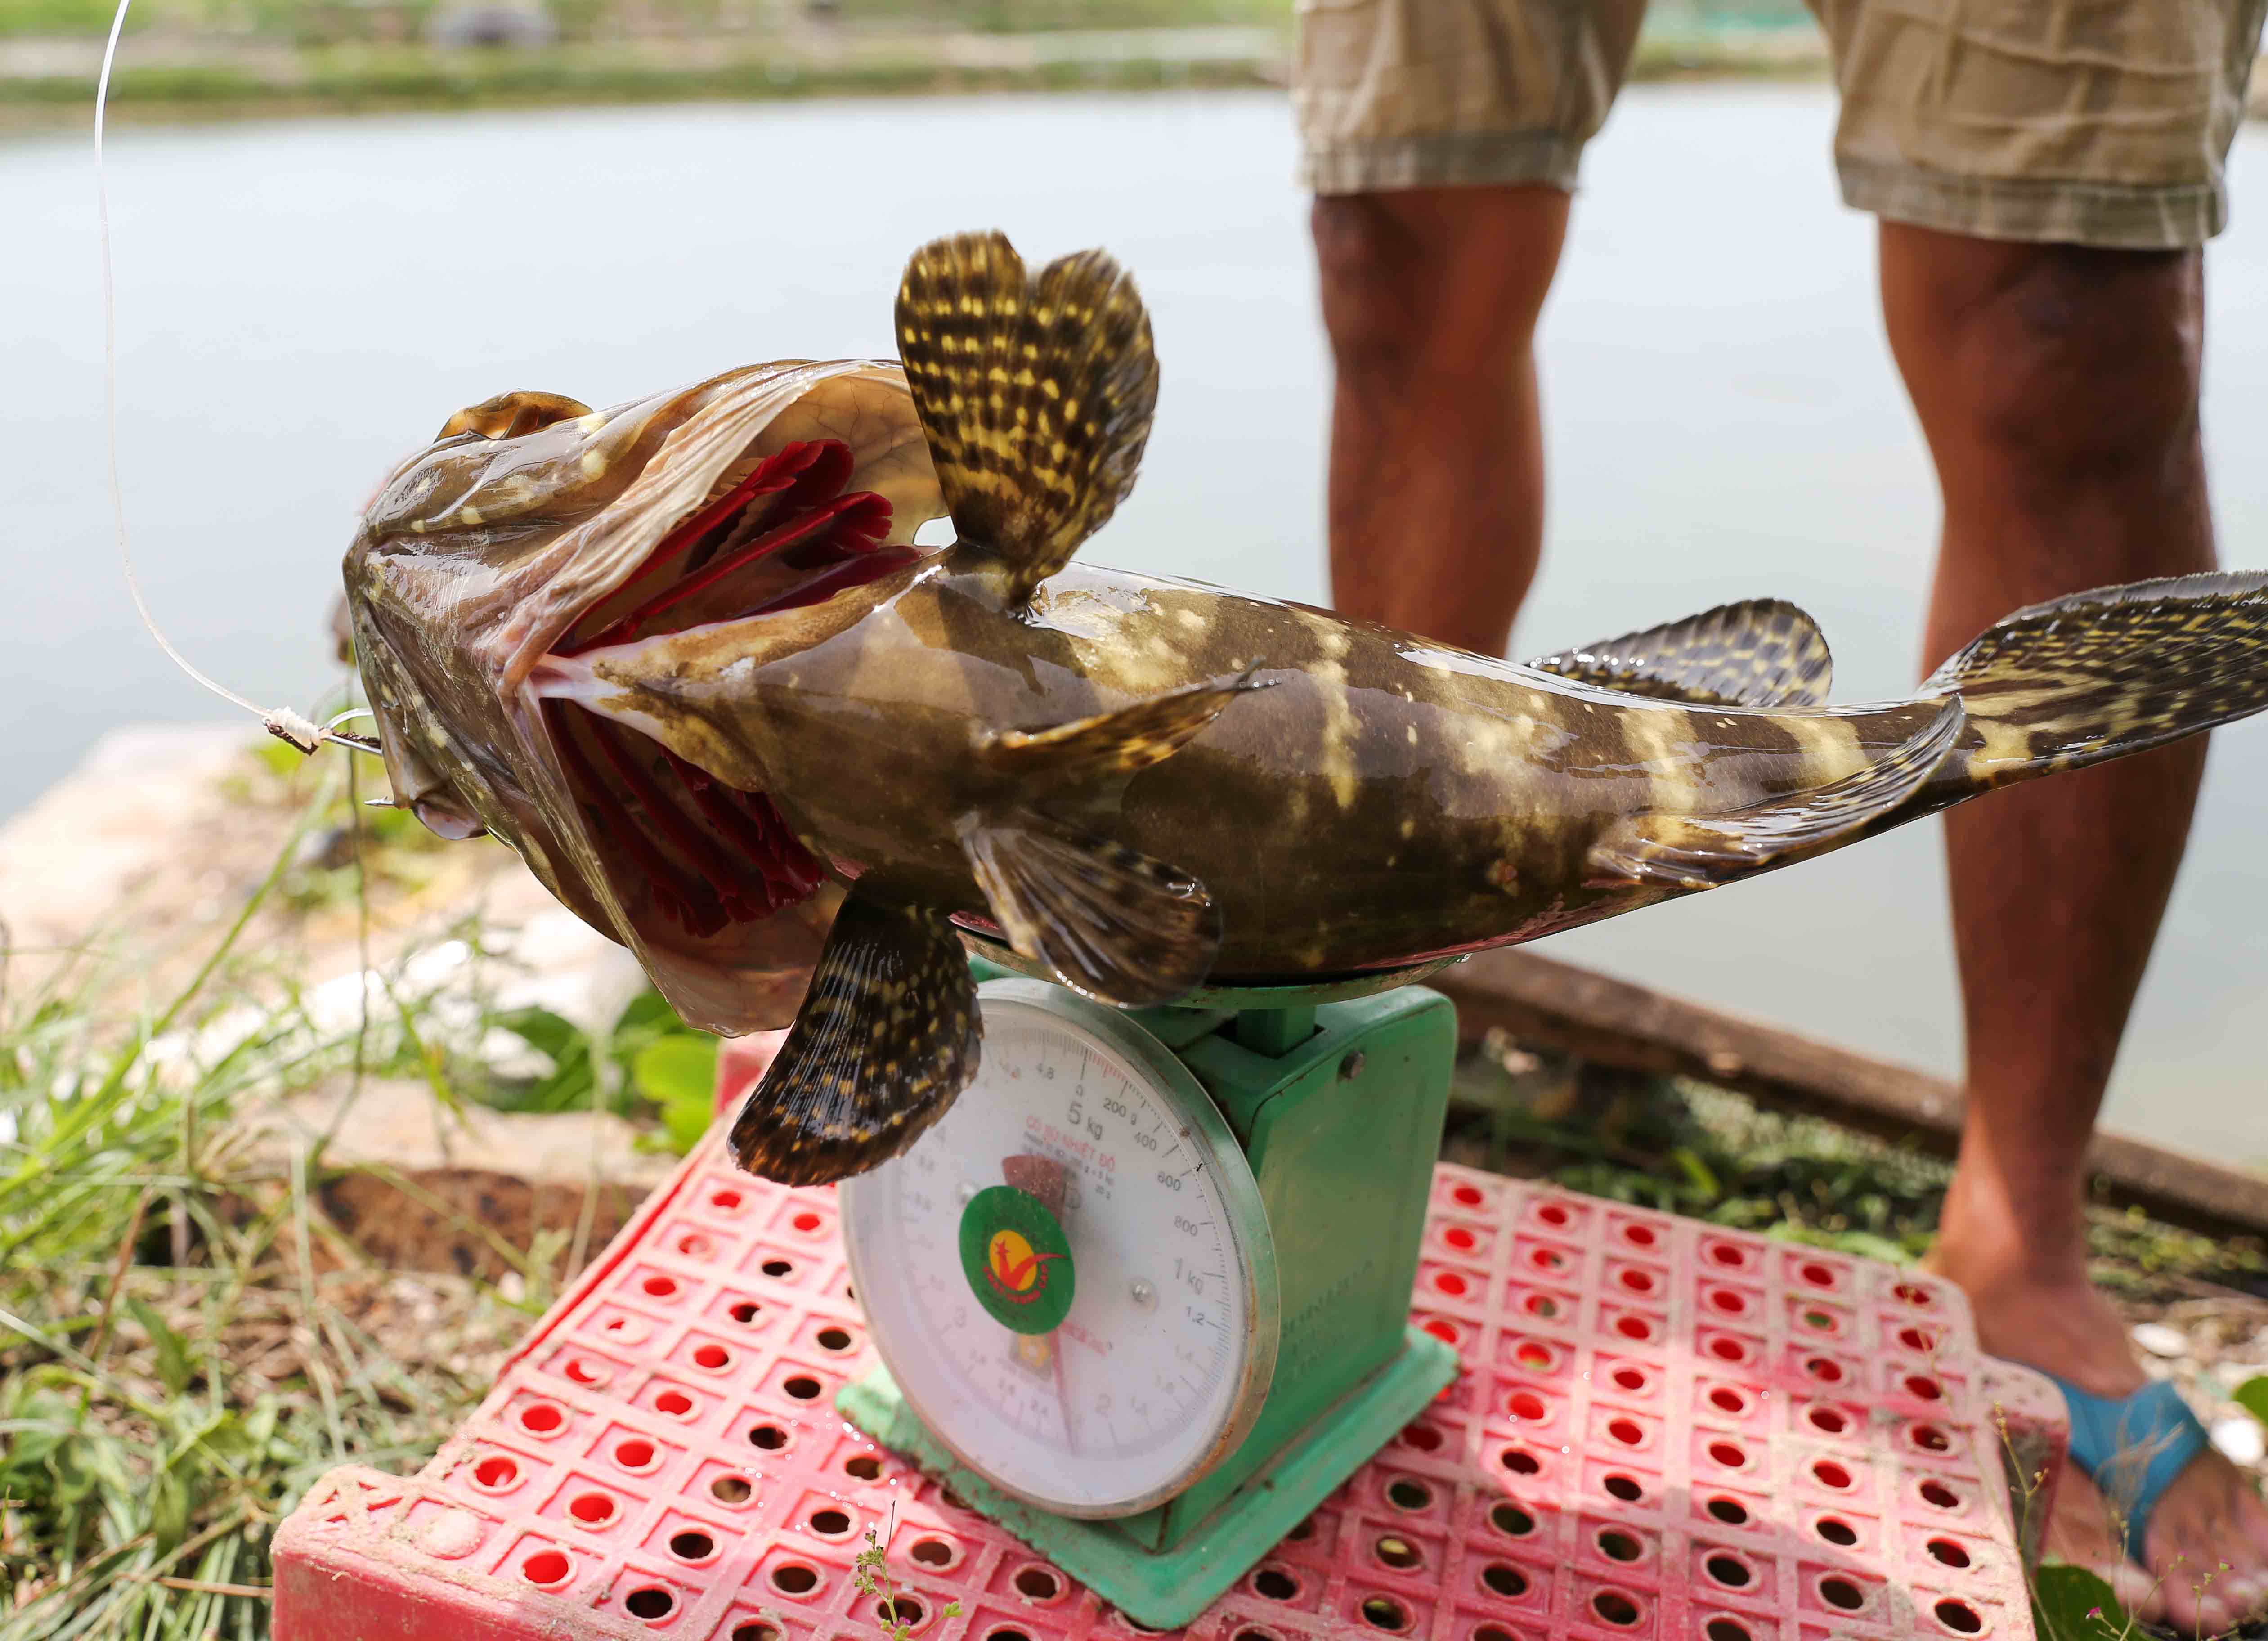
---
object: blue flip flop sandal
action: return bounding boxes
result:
[2043,1373,2213,1564]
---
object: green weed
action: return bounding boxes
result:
[0,749,529,1641]
[1448,1040,2268,1290]
[852,1509,963,1641]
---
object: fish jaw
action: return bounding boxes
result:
[343,359,948,1033]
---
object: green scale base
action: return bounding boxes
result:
[840,955,1465,1631]
[839,1327,1459,1631]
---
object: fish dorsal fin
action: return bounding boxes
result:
[958,811,1219,1006]
[895,230,1159,605]
[1527,599,1833,708]
[728,883,977,1185]
[974,674,1270,784]
[1585,697,1964,891]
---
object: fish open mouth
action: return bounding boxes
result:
[540,438,919,941]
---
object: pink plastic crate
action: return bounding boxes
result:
[275,1120,2064,1641]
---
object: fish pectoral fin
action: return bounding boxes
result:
[958,811,1220,1007]
[1528,598,1834,708]
[728,883,977,1186]
[1585,697,1965,890]
[895,230,1157,605]
[974,673,1272,783]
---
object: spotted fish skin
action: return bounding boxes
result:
[350,228,2268,1184]
[551,552,1954,979]
[893,232,1156,607]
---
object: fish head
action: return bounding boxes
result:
[342,360,947,1032]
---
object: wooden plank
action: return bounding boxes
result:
[1433,947,2268,1241]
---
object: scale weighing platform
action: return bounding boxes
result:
[274,958,2066,1641]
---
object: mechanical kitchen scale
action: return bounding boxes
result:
[835,943,1466,1631]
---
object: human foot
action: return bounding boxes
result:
[2037,1460,2169,1628]
[1926,1244,2268,1635]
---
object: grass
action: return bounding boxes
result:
[0,0,1299,120]
[1447,1030,2268,1297]
[0,0,1293,41]
[0,748,545,1639]
[822,0,1285,29]
[0,0,1830,122]
[0,734,753,1637]
[0,49,1277,117]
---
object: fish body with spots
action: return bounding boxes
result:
[542,556,1948,979]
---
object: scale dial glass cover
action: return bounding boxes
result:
[841,981,1279,1518]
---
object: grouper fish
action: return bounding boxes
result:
[344,229,2268,1187]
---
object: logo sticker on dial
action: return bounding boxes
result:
[959,1185,1075,1334]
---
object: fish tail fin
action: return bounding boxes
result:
[1928,571,2268,787]
[894,230,1158,604]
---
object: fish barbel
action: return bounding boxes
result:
[344,230,2268,1186]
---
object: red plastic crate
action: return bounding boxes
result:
[275,1113,2065,1641]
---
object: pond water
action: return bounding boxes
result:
[4,85,2264,1157]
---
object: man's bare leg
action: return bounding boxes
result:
[1313,185,1569,657]
[1881,221,2268,1634]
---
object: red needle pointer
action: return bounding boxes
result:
[1003,1153,1076,1451]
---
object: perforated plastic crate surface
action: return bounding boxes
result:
[275,1134,2066,1641]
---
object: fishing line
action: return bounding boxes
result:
[94,1,379,759]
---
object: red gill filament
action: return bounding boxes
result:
[587,441,837,616]
[664,749,825,909]
[552,709,725,938]
[585,717,768,927]
[553,707,833,939]
[583,489,891,650]
[545,438,927,937]
[563,441,891,655]
[750,539,921,619]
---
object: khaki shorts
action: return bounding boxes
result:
[1295,0,2268,247]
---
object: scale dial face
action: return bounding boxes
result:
[840,981,1280,1519]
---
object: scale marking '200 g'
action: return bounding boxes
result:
[343,229,2268,1187]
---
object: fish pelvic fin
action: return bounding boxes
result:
[728,883,977,1187]
[958,811,1220,1006]
[1527,598,1833,708]
[895,230,1158,605]
[1585,696,1966,892]
[1925,570,2268,787]
[974,673,1272,784]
